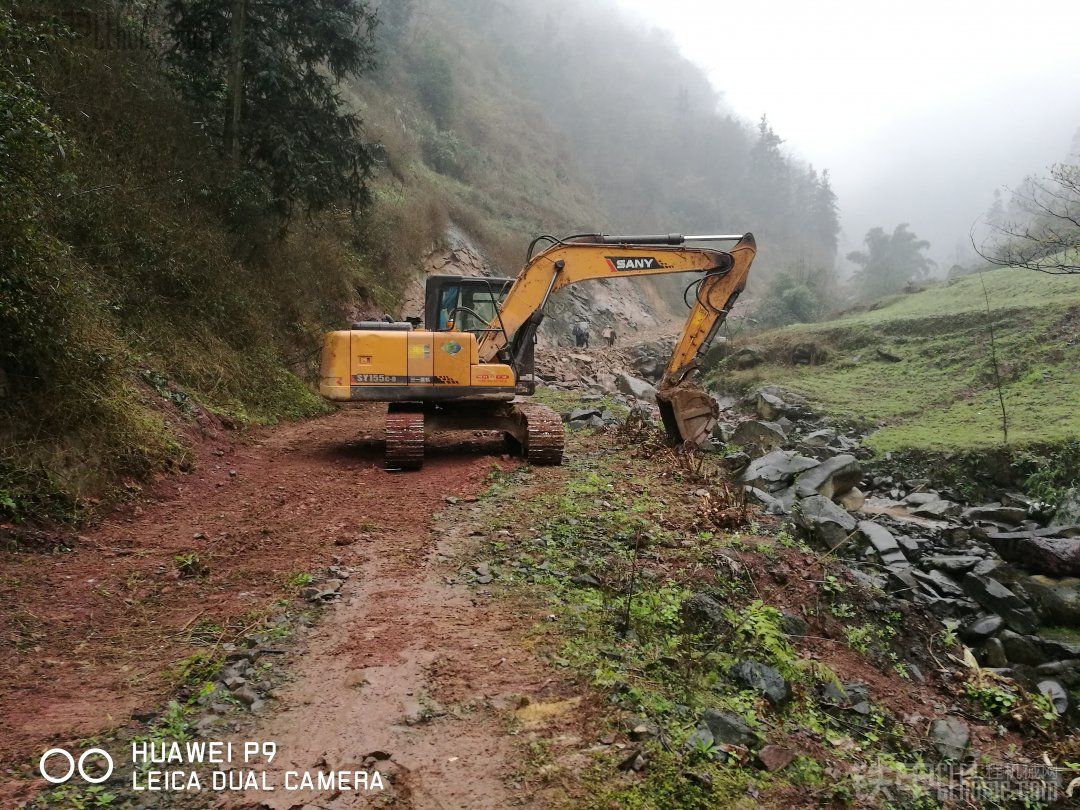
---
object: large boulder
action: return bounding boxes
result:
[1011,575,1080,627]
[795,454,862,501]
[730,421,787,455]
[615,372,657,403]
[998,630,1049,665]
[796,495,857,550]
[984,533,1080,578]
[961,574,1039,634]
[739,450,819,492]
[731,346,765,369]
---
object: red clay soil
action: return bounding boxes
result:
[0,406,547,806]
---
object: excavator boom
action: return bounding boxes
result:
[480,233,757,445]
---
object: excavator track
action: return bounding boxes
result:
[512,402,564,465]
[385,406,425,471]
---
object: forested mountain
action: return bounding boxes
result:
[361,0,841,278]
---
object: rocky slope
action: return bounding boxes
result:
[539,341,1080,729]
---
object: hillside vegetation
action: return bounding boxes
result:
[711,267,1080,454]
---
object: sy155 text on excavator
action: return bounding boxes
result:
[319,232,756,469]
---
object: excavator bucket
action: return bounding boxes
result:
[656,384,719,447]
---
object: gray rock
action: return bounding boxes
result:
[859,521,899,554]
[930,718,969,760]
[961,574,1039,634]
[920,569,967,599]
[802,428,836,447]
[731,421,788,455]
[838,486,866,512]
[795,455,862,501]
[1036,679,1068,714]
[1011,575,1080,626]
[570,573,601,588]
[922,555,981,575]
[962,505,1028,526]
[984,534,1080,578]
[911,499,961,519]
[916,594,979,620]
[684,726,715,752]
[731,346,765,369]
[702,709,756,748]
[567,406,602,423]
[234,685,260,707]
[904,492,941,506]
[731,660,789,706]
[897,535,924,558]
[796,495,858,550]
[820,680,869,708]
[959,614,1004,642]
[681,593,725,631]
[1036,660,1080,687]
[755,390,789,421]
[998,630,1048,665]
[972,558,1006,577]
[1037,636,1080,660]
[1001,492,1032,510]
[984,637,1008,667]
[886,565,920,598]
[779,612,808,637]
[615,373,657,403]
[1050,488,1080,528]
[739,450,818,491]
[628,718,660,741]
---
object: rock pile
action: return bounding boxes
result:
[718,385,1080,716]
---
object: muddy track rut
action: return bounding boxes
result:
[0,406,579,808]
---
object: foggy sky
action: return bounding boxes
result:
[615,0,1080,267]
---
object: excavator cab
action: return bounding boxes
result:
[424,275,514,334]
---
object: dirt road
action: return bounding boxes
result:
[1,406,579,808]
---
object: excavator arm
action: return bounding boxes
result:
[478,233,757,446]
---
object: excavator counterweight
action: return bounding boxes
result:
[320,232,756,469]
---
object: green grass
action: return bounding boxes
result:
[714,267,1080,452]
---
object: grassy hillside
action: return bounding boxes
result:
[710,267,1080,453]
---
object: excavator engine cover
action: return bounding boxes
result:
[657,384,719,447]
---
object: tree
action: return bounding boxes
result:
[812,169,840,259]
[753,257,831,327]
[975,163,1080,275]
[847,224,934,300]
[165,0,379,225]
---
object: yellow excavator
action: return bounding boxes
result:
[320,232,756,469]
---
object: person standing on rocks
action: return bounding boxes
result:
[601,325,616,347]
[572,319,590,348]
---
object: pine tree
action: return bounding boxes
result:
[165,0,379,225]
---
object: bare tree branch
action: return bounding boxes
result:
[972,163,1080,275]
